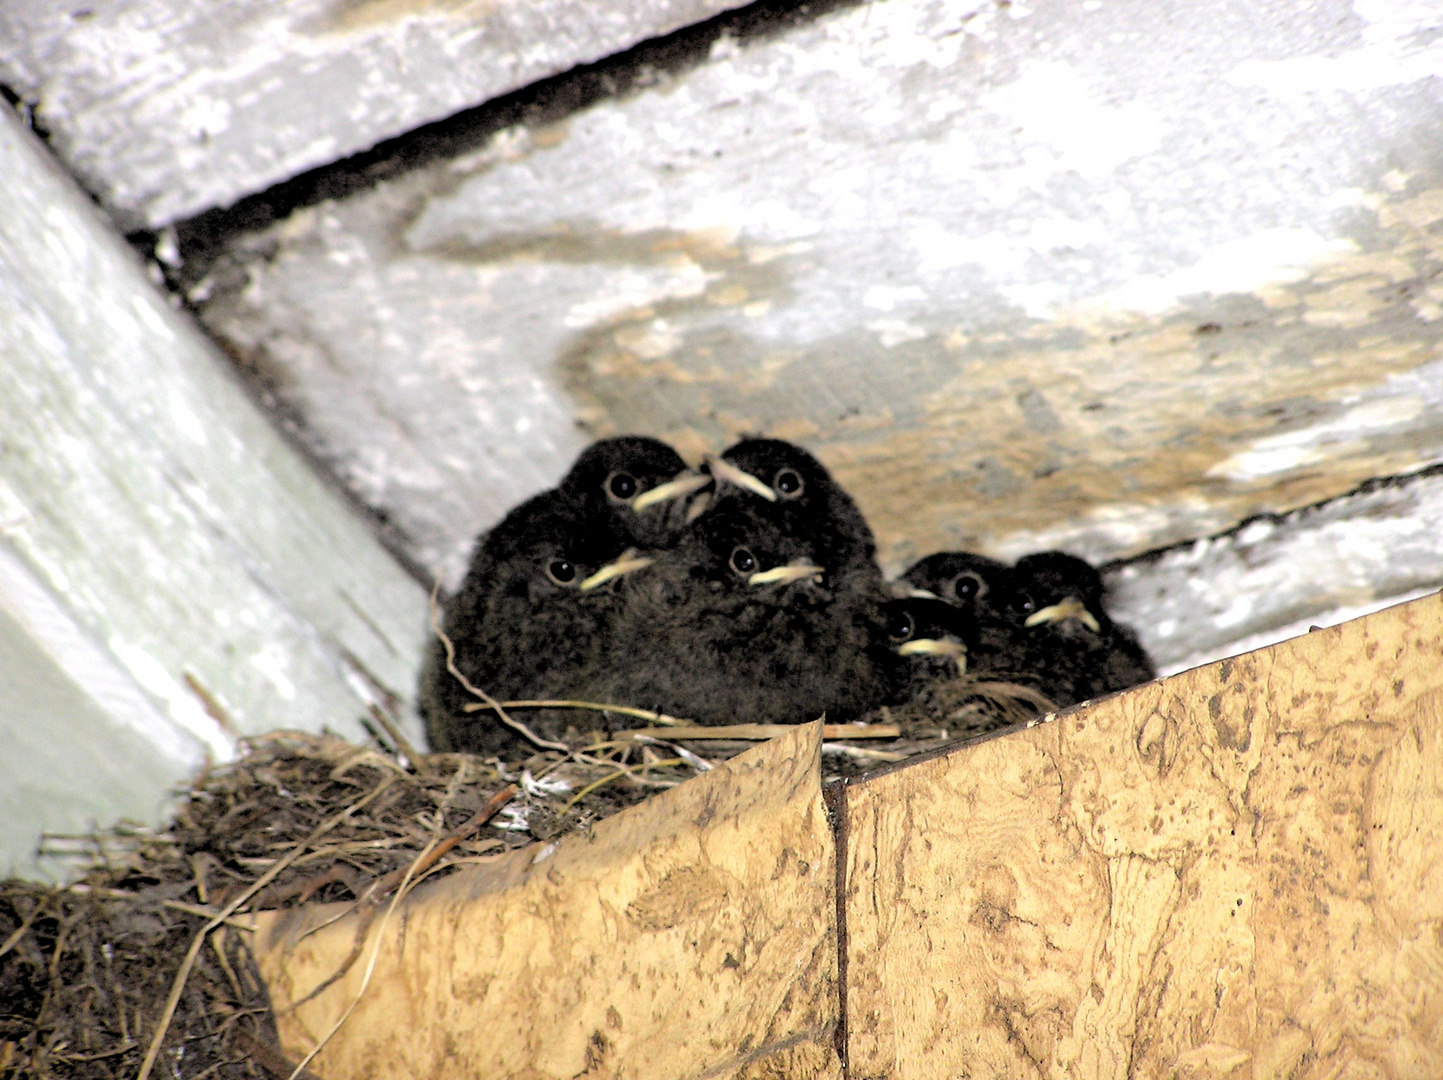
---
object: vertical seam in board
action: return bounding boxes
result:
[823,779,849,1076]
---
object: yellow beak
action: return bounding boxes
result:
[1024,596,1101,632]
[747,563,824,587]
[630,471,711,511]
[706,455,777,501]
[897,637,967,675]
[579,550,655,591]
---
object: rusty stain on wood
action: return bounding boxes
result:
[842,591,1443,1078]
[249,721,838,1080]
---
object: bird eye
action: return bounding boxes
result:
[954,573,984,601]
[888,611,915,642]
[545,559,577,585]
[774,469,804,498]
[607,471,638,501]
[729,547,757,575]
[1015,592,1035,614]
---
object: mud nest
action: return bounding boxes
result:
[0,677,1049,1079]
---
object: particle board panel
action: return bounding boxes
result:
[841,590,1443,1079]
[250,721,840,1080]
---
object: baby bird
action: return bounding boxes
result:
[601,494,895,725]
[900,551,1017,676]
[709,438,887,599]
[1008,551,1156,706]
[879,596,974,704]
[419,436,703,755]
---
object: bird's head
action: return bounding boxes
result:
[688,499,828,597]
[880,596,974,681]
[483,493,655,605]
[704,438,880,584]
[558,436,707,547]
[900,551,1010,615]
[1011,551,1108,637]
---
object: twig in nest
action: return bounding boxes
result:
[564,759,687,809]
[369,784,518,900]
[822,744,907,762]
[0,898,46,960]
[279,784,519,1015]
[614,722,902,741]
[429,582,569,752]
[135,774,397,1080]
[366,703,419,766]
[285,835,439,1079]
[628,735,714,772]
[466,698,690,727]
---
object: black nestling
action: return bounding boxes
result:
[600,495,895,726]
[709,438,886,599]
[419,436,702,755]
[900,551,1017,676]
[1008,551,1156,706]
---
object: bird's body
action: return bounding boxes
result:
[1008,551,1156,706]
[600,495,894,725]
[901,548,1155,708]
[419,436,699,755]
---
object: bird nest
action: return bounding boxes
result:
[0,677,1050,1080]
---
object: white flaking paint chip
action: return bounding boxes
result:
[1227,0,1443,96]
[982,59,1167,181]
[249,641,299,702]
[1095,228,1358,315]
[866,318,928,347]
[862,284,927,311]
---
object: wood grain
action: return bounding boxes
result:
[842,591,1443,1079]
[250,721,838,1080]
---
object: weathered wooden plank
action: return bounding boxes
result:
[191,0,1443,666]
[0,105,429,873]
[841,591,1443,1079]
[1108,465,1443,674]
[0,544,201,881]
[0,0,749,229]
[250,721,840,1080]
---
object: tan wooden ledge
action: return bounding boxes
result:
[249,721,841,1080]
[843,590,1443,1079]
[249,592,1443,1079]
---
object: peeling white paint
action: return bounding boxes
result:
[1096,229,1359,316]
[0,542,200,767]
[249,641,299,701]
[1159,584,1441,676]
[1210,397,1427,480]
[109,636,236,761]
[1228,0,1443,97]
[982,59,1167,181]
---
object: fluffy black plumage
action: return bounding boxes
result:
[419,436,698,755]
[598,494,895,725]
[555,435,696,549]
[901,548,1154,707]
[878,596,975,703]
[1008,551,1156,706]
[713,438,886,598]
[900,551,1017,675]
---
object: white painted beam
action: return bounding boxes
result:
[1107,466,1443,675]
[0,0,751,228]
[0,105,430,877]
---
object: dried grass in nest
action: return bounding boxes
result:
[0,724,718,1080]
[0,664,1049,1079]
